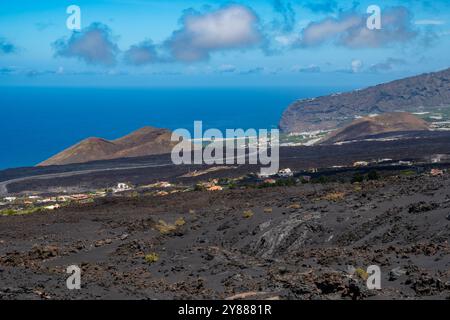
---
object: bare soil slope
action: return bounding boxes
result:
[39,127,179,166]
[321,112,430,144]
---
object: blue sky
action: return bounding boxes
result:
[0,0,449,87]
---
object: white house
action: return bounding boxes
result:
[44,204,61,210]
[278,168,293,177]
[353,161,369,167]
[113,183,131,193]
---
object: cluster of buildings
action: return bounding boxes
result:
[0,185,125,215]
[0,190,107,214]
[257,168,294,179]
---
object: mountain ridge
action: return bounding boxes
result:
[38,126,181,166]
[279,68,450,133]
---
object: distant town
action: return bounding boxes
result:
[2,155,447,217]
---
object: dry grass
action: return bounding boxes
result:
[175,217,186,226]
[243,210,254,219]
[155,217,186,234]
[144,253,159,264]
[322,191,346,202]
[354,268,369,280]
[155,220,177,234]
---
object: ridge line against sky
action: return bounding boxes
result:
[0,0,449,86]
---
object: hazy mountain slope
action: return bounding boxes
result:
[279,68,450,133]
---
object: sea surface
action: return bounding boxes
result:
[0,86,349,169]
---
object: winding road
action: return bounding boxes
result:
[0,163,174,196]
[0,148,261,196]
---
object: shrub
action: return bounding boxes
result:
[155,220,177,234]
[354,268,369,280]
[276,178,296,187]
[314,176,330,184]
[400,170,415,176]
[0,209,17,216]
[144,253,159,264]
[175,217,186,226]
[243,210,254,219]
[1,207,43,216]
[227,183,237,189]
[323,192,345,202]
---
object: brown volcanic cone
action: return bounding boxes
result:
[321,112,430,144]
[38,126,182,166]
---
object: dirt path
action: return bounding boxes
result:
[0,163,175,196]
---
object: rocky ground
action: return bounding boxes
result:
[0,172,449,300]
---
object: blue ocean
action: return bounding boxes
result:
[0,86,348,169]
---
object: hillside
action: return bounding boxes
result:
[321,112,430,144]
[279,68,450,133]
[38,127,181,166]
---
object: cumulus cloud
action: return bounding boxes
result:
[0,37,16,54]
[299,14,361,47]
[164,5,262,62]
[369,57,407,72]
[124,40,160,65]
[297,7,418,48]
[53,23,119,65]
[351,59,363,73]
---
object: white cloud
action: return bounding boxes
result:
[124,41,160,65]
[53,23,119,65]
[165,5,261,62]
[297,7,418,48]
[351,59,363,73]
